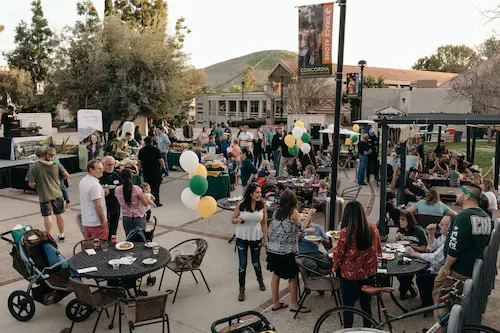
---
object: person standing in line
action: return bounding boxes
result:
[231,183,268,301]
[357,134,370,185]
[240,150,258,193]
[79,160,108,239]
[157,126,170,176]
[27,146,69,239]
[138,136,167,207]
[197,127,209,147]
[265,126,274,161]
[223,122,232,135]
[134,126,143,146]
[183,120,193,140]
[253,127,265,169]
[99,156,123,239]
[238,125,253,151]
[213,123,224,146]
[279,131,295,176]
[271,127,283,173]
[367,128,379,182]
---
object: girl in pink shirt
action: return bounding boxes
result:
[232,139,241,162]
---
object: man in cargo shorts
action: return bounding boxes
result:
[431,184,493,328]
[27,146,69,239]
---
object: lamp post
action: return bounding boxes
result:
[241,81,245,123]
[280,75,285,122]
[358,60,367,120]
[329,0,347,231]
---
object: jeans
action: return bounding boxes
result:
[254,153,263,169]
[272,151,281,173]
[358,155,368,185]
[161,152,169,174]
[122,215,147,237]
[236,238,263,288]
[340,277,374,328]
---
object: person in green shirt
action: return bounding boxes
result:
[104,131,119,157]
[432,184,493,325]
[134,125,143,145]
[240,150,258,193]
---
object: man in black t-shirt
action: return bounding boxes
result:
[279,131,295,176]
[271,127,283,174]
[99,156,123,239]
[357,134,371,185]
[1,105,18,137]
[138,136,167,207]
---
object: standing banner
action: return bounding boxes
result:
[346,73,360,97]
[298,2,334,78]
[77,109,103,170]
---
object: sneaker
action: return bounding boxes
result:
[58,235,65,242]
[238,287,245,301]
[409,285,418,298]
[157,203,163,207]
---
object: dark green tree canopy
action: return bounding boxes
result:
[412,44,479,73]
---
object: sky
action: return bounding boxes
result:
[0,0,499,70]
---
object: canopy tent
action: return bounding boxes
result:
[375,112,500,237]
[319,124,359,136]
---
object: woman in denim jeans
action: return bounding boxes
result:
[115,169,150,236]
[231,183,268,301]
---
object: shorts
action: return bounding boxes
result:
[266,252,298,280]
[431,266,470,298]
[84,221,109,240]
[40,198,65,217]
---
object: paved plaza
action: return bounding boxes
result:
[0,164,497,333]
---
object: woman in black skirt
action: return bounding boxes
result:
[267,189,315,313]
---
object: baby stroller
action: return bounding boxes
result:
[211,311,276,333]
[1,228,91,323]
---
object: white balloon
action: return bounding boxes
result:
[181,188,200,210]
[226,146,233,153]
[292,126,303,140]
[301,143,311,154]
[180,150,199,173]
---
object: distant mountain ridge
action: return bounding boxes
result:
[202,50,297,90]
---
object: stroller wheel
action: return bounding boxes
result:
[8,290,35,322]
[65,298,94,322]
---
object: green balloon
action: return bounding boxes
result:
[189,175,208,196]
[346,134,350,139]
[351,135,358,143]
[301,132,310,143]
[288,145,298,156]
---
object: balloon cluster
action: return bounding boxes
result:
[346,124,360,145]
[284,121,311,156]
[179,151,217,218]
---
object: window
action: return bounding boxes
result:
[239,101,247,119]
[209,101,217,116]
[229,101,236,117]
[250,101,259,118]
[218,101,227,117]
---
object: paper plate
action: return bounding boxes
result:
[115,241,134,250]
[304,235,322,242]
[142,258,157,265]
[108,259,121,266]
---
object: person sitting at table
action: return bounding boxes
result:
[480,179,498,213]
[405,146,422,172]
[207,135,218,153]
[406,189,457,217]
[316,150,331,167]
[404,167,428,204]
[264,182,285,201]
[429,154,449,175]
[396,210,428,300]
[405,216,451,309]
[240,150,258,192]
[257,160,271,188]
[313,179,328,208]
[432,140,449,159]
[115,132,132,161]
[471,173,483,186]
[456,155,473,175]
[333,201,381,328]
[220,134,231,158]
[303,164,318,181]
[386,191,400,231]
[448,164,461,187]
[299,208,332,274]
[232,183,268,301]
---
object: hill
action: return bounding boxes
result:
[203,50,297,90]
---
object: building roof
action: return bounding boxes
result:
[375,112,500,125]
[280,60,457,85]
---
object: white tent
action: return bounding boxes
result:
[319,124,359,136]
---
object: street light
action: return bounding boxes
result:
[358,60,367,120]
[241,81,245,123]
[280,75,285,121]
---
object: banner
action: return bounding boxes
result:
[298,2,334,78]
[13,136,52,160]
[346,73,360,96]
[77,109,103,169]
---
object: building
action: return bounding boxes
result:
[196,59,460,125]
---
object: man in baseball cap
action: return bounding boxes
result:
[404,167,427,203]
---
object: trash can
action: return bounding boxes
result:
[454,131,463,143]
[325,196,344,231]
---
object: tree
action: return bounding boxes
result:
[0,69,35,109]
[412,45,479,73]
[5,1,56,85]
[184,68,206,100]
[478,36,500,60]
[284,78,334,114]
[110,0,168,31]
[360,75,387,88]
[230,66,257,92]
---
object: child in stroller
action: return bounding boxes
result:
[1,227,91,323]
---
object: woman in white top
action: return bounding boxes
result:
[481,179,498,212]
[232,183,268,302]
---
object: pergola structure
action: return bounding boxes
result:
[375,112,500,237]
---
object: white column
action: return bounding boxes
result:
[246,100,250,119]
[258,100,263,118]
[236,100,240,120]
[226,100,230,118]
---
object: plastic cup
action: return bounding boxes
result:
[126,252,134,259]
[153,246,160,255]
[101,242,109,252]
[112,263,120,270]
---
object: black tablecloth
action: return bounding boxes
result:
[69,243,171,280]
[0,137,12,160]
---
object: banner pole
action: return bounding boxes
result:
[329,0,347,230]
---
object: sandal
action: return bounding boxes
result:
[271,302,289,311]
[290,307,311,314]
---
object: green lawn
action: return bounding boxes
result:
[444,141,496,180]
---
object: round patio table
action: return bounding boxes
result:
[69,242,171,280]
